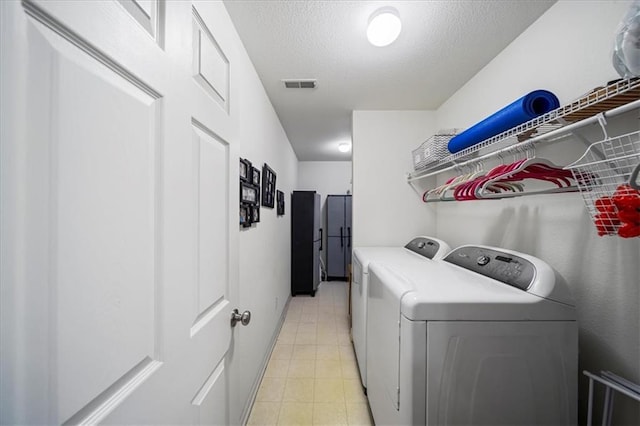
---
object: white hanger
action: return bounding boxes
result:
[475,157,578,199]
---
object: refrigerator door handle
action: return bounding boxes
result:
[340,227,343,247]
[347,227,351,247]
[319,228,323,251]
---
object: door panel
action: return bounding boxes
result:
[345,196,352,267]
[314,193,321,242]
[192,361,228,425]
[55,52,160,424]
[313,240,321,289]
[192,6,229,112]
[326,196,345,237]
[117,0,162,40]
[1,1,239,424]
[192,123,230,325]
[10,6,164,424]
[327,237,346,278]
[345,195,352,229]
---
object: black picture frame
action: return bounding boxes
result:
[252,167,261,205]
[261,163,276,208]
[251,205,260,223]
[277,190,285,216]
[240,204,251,227]
[240,181,259,205]
[239,158,252,182]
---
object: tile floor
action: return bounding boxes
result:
[247,281,374,425]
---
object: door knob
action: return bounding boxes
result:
[231,308,251,327]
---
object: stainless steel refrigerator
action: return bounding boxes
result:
[291,191,321,296]
[326,195,352,280]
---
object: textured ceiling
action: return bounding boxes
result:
[223,0,556,161]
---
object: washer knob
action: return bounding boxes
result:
[417,241,426,249]
[477,255,490,266]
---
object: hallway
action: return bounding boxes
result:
[247,282,373,425]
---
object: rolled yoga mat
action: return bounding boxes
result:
[447,90,560,154]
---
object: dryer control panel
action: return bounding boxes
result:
[404,237,441,259]
[444,246,535,291]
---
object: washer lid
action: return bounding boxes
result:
[369,250,576,321]
[353,236,451,273]
[353,247,410,274]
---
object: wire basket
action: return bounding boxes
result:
[565,130,640,238]
[412,131,458,172]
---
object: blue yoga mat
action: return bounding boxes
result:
[447,90,560,154]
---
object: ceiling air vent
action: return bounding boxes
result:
[283,79,317,89]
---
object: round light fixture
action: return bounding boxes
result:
[367,7,401,47]
[338,143,351,153]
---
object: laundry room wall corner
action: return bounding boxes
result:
[352,110,438,247]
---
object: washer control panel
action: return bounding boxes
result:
[404,237,440,259]
[444,246,535,291]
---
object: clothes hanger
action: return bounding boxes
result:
[476,157,579,199]
[440,164,486,201]
[453,158,523,200]
[423,164,481,202]
[423,174,461,202]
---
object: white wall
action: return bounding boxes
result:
[218,5,299,424]
[298,161,352,198]
[352,111,438,247]
[298,161,352,266]
[435,1,639,425]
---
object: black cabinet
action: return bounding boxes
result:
[291,191,321,296]
[326,195,352,280]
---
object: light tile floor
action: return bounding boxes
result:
[247,281,374,426]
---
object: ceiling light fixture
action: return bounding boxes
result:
[338,143,351,153]
[367,7,401,47]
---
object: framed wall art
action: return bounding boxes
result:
[252,167,261,205]
[240,204,251,227]
[261,163,276,208]
[240,181,259,205]
[277,190,285,216]
[239,158,252,182]
[251,205,260,223]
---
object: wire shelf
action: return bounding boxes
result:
[565,130,640,238]
[408,78,640,179]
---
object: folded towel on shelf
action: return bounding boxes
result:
[447,90,560,154]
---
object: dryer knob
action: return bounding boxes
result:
[477,255,490,266]
[417,242,426,249]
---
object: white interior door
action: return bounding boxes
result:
[0,1,239,424]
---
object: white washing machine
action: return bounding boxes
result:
[351,236,450,389]
[366,245,578,426]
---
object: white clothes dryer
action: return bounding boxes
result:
[366,245,578,426]
[351,237,450,389]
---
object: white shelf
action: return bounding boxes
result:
[408,79,640,182]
